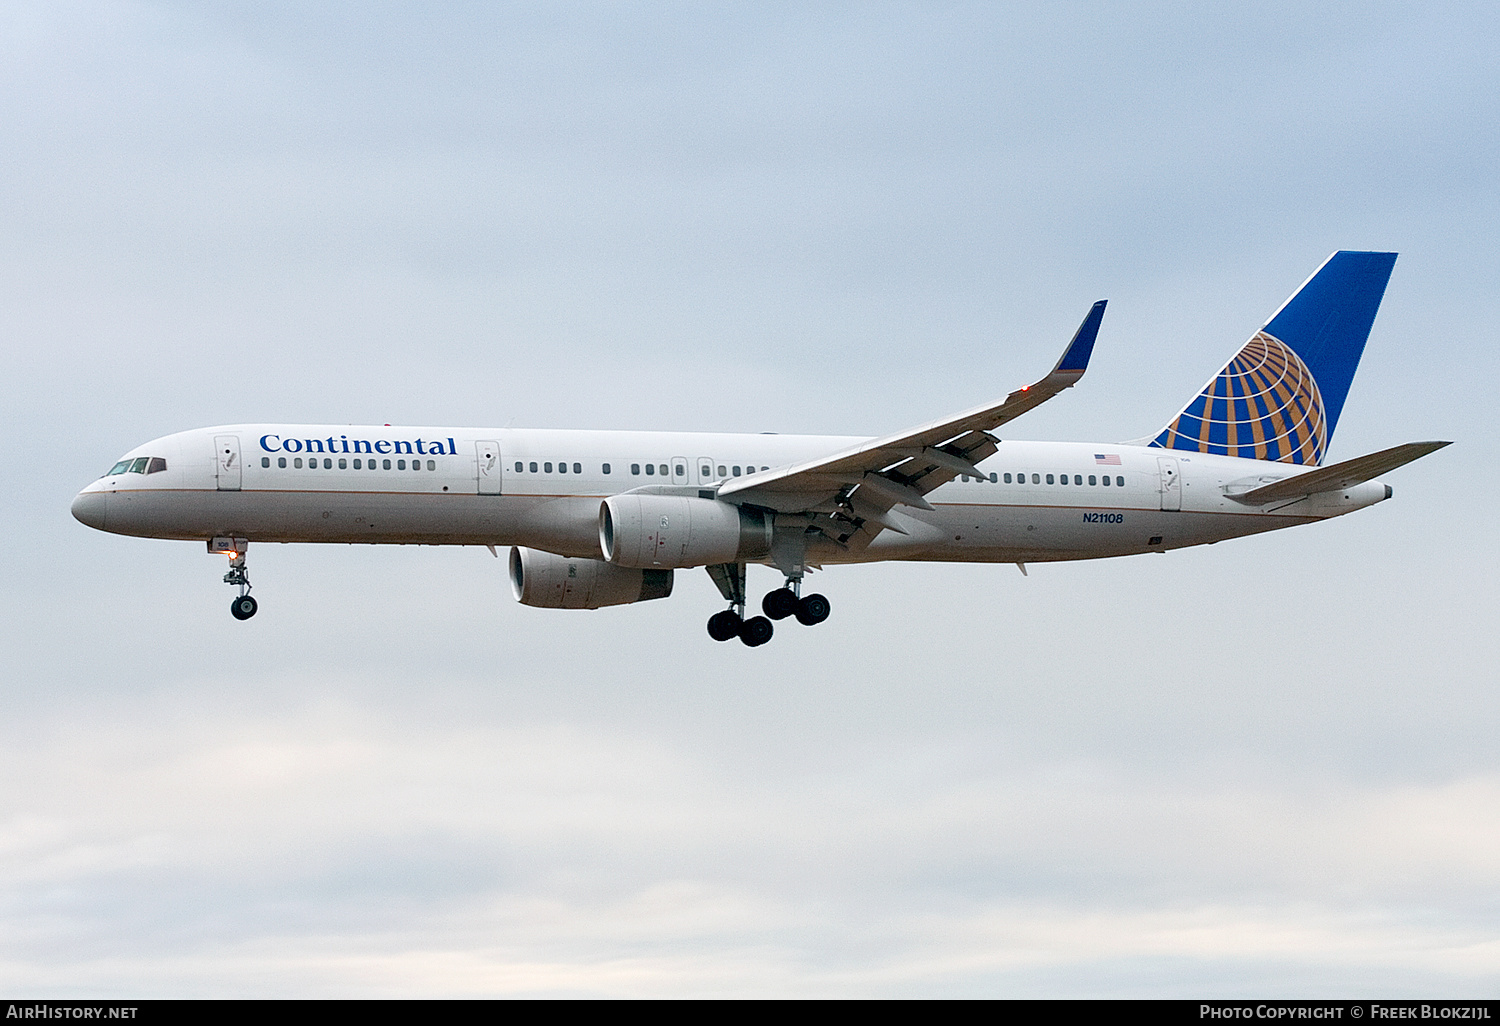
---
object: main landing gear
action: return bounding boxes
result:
[760,586,830,626]
[210,536,258,620]
[703,563,830,647]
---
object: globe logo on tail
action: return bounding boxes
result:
[1153,331,1328,465]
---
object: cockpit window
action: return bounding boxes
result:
[106,460,132,476]
[129,457,150,473]
[146,457,167,474]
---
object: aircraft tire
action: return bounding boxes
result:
[230,595,259,620]
[707,610,741,642]
[738,615,774,647]
[761,588,799,620]
[795,593,830,626]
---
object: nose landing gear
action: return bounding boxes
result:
[210,536,257,620]
[230,592,258,620]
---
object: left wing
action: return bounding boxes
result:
[717,300,1107,530]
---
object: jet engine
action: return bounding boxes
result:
[509,546,673,609]
[599,494,772,569]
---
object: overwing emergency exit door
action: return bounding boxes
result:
[1157,457,1181,511]
[476,440,502,495]
[215,435,242,491]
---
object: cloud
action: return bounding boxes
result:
[2,681,1499,995]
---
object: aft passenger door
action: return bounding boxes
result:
[215,435,242,491]
[476,440,502,495]
[1157,457,1181,511]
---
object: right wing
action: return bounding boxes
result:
[717,301,1107,532]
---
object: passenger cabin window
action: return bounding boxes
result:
[557,461,566,473]
[544,462,552,473]
[732,466,741,476]
[338,458,347,469]
[701,464,711,477]
[1046,474,1054,484]
[529,462,538,473]
[645,464,655,475]
[631,464,640,475]
[674,463,685,477]
[602,463,611,474]
[278,457,287,468]
[1116,475,1125,486]
[515,462,523,473]
[659,464,668,476]
[572,463,581,474]
[262,457,270,468]
[717,465,727,477]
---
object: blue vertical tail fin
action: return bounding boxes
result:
[1149,251,1397,465]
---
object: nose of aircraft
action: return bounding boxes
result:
[71,489,107,530]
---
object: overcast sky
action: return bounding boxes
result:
[2,0,1497,997]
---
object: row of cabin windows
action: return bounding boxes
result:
[106,457,167,476]
[515,461,585,474]
[958,472,1128,487]
[510,462,771,478]
[262,456,436,471]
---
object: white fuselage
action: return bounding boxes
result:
[71,423,1390,565]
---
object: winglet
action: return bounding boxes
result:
[1050,300,1107,377]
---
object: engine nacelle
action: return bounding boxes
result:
[599,494,771,569]
[509,546,673,609]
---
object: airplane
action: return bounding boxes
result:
[71,251,1448,647]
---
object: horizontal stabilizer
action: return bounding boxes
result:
[1232,440,1450,505]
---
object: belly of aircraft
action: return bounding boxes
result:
[95,488,1312,566]
[855,501,1309,563]
[94,489,607,556]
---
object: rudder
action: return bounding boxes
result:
[1149,251,1397,465]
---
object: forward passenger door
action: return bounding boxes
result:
[215,435,241,491]
[476,440,502,495]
